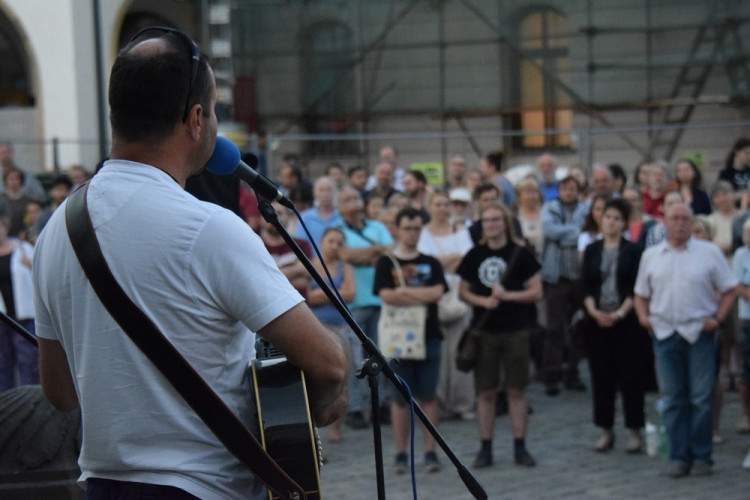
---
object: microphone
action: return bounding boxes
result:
[205,135,293,209]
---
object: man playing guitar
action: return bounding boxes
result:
[33,27,348,499]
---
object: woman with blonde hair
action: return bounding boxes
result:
[418,191,475,420]
[514,178,544,257]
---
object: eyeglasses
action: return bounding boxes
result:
[480,217,504,224]
[127,26,201,123]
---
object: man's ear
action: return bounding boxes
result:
[186,104,203,141]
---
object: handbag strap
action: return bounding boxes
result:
[473,242,525,329]
[64,183,305,499]
[385,254,408,287]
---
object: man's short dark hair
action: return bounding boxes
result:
[347,165,366,177]
[559,175,581,191]
[473,182,500,200]
[484,151,505,173]
[109,30,212,143]
[289,184,313,205]
[51,174,73,190]
[405,170,427,184]
[396,207,424,227]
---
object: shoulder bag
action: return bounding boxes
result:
[455,244,523,373]
[377,255,427,360]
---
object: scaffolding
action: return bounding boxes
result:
[228,0,750,167]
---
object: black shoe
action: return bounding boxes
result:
[545,383,560,396]
[472,448,493,468]
[345,411,368,429]
[424,451,441,472]
[514,448,536,467]
[564,377,586,392]
[394,452,408,474]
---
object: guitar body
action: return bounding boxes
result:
[249,356,322,500]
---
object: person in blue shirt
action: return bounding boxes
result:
[294,176,342,247]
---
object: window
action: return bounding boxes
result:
[512,9,571,149]
[301,21,357,155]
[0,12,33,106]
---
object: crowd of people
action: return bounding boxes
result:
[247,138,750,477]
[3,133,750,484]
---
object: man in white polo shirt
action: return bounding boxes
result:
[634,203,737,478]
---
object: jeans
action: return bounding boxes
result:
[351,306,387,406]
[653,330,716,465]
[330,324,364,413]
[87,478,199,499]
[0,319,38,392]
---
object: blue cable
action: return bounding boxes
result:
[292,206,419,499]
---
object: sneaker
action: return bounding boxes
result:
[742,448,750,469]
[345,411,368,429]
[514,448,537,467]
[737,415,750,434]
[667,462,690,478]
[691,462,712,476]
[472,448,493,468]
[394,452,408,474]
[424,451,441,473]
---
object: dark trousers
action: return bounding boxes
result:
[86,478,199,499]
[542,280,584,384]
[586,314,648,429]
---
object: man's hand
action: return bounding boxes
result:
[484,295,499,309]
[702,317,720,332]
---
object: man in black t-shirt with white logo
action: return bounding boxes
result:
[457,202,542,469]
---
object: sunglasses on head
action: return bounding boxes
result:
[127,26,201,123]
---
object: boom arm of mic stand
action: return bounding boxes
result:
[0,309,38,347]
[257,200,487,500]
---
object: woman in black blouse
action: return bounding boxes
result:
[581,198,651,454]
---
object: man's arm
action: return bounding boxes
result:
[491,274,543,303]
[704,284,738,331]
[459,280,498,310]
[38,338,79,411]
[633,295,652,330]
[540,204,579,243]
[339,244,390,266]
[379,284,445,306]
[258,303,349,426]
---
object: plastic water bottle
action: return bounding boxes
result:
[646,398,669,458]
[655,398,670,459]
[645,422,658,457]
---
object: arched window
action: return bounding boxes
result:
[512,8,571,149]
[301,20,356,154]
[0,11,33,106]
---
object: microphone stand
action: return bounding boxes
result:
[0,310,38,347]
[258,199,487,500]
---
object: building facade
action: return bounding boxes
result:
[1,0,748,180]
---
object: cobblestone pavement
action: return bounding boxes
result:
[318,367,749,500]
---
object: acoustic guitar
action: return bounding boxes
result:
[249,342,323,500]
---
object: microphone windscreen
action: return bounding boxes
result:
[205,136,241,176]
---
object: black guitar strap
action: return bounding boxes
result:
[64,183,305,499]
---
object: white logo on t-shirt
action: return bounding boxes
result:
[478,256,507,288]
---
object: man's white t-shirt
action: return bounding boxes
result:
[33,160,303,499]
